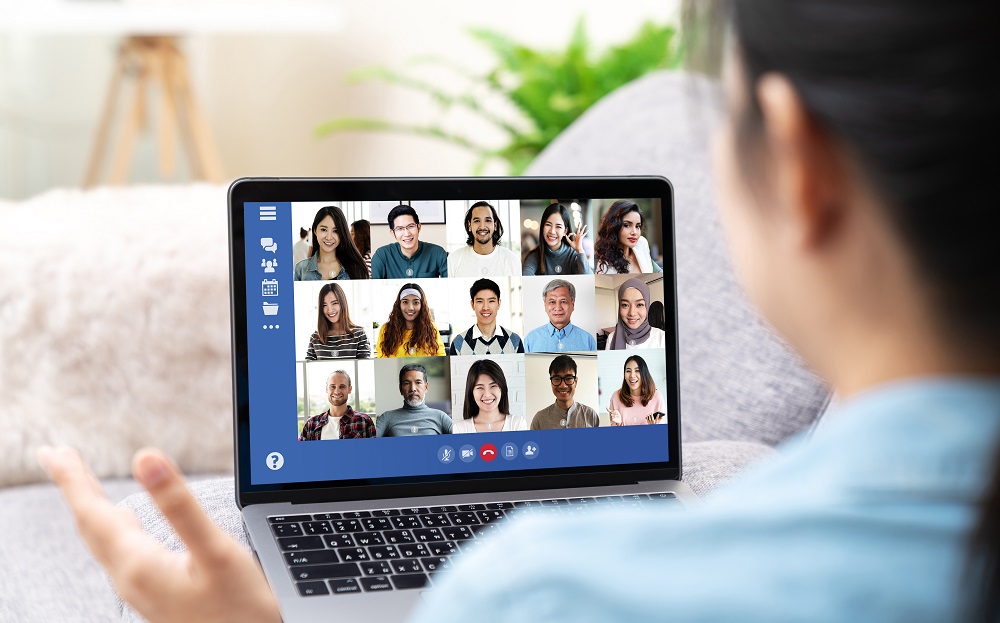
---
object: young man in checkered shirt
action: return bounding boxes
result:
[298,370,374,440]
[449,278,524,356]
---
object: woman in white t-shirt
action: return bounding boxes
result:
[452,359,527,434]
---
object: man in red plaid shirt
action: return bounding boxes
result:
[298,370,375,440]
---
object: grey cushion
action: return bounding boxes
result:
[526,71,832,446]
[0,478,145,623]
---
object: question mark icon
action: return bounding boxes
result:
[265,452,284,471]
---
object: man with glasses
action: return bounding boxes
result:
[371,204,449,279]
[530,354,599,429]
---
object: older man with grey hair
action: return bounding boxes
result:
[523,278,597,352]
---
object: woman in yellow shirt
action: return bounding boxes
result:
[376,282,446,357]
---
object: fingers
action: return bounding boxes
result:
[132,448,230,564]
[37,445,140,567]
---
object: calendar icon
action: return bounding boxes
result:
[261,279,278,297]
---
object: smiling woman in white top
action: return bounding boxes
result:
[604,278,666,350]
[452,359,527,434]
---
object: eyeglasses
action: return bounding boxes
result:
[393,223,419,236]
[549,375,577,386]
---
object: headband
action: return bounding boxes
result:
[399,288,422,300]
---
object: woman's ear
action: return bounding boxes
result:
[755,73,849,250]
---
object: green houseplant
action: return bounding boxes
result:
[315,17,683,175]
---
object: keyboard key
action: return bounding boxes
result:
[360,560,392,576]
[486,502,513,510]
[623,494,650,502]
[421,556,451,574]
[333,519,362,533]
[447,512,480,526]
[513,500,540,507]
[354,532,385,547]
[391,559,424,574]
[372,508,400,517]
[595,496,624,504]
[323,534,355,548]
[269,515,311,524]
[457,503,486,511]
[312,512,342,521]
[271,523,303,537]
[648,492,678,501]
[291,563,361,581]
[398,542,429,558]
[429,505,458,513]
[471,523,501,538]
[285,550,339,566]
[328,578,361,594]
[362,517,393,532]
[337,548,369,562]
[278,536,325,552]
[383,530,415,545]
[360,576,393,592]
[476,510,506,524]
[541,498,568,506]
[296,581,329,596]
[391,515,422,530]
[419,513,451,528]
[302,521,332,535]
[368,545,400,560]
[412,528,445,542]
[428,541,458,556]
[391,573,429,590]
[442,526,473,541]
[400,507,429,515]
[343,511,372,519]
[569,497,596,505]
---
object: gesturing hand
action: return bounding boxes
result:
[566,224,589,254]
[38,446,281,623]
[607,404,623,426]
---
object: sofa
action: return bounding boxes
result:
[0,71,830,622]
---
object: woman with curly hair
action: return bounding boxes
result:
[304,283,371,359]
[375,282,445,357]
[293,205,370,280]
[594,200,661,275]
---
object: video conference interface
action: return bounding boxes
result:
[243,197,673,486]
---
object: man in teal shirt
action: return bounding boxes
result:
[370,204,448,279]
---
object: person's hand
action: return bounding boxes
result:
[38,446,281,623]
[646,412,666,425]
[606,404,622,426]
[566,224,588,254]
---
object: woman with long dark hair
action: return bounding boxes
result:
[594,200,661,274]
[39,1,1000,620]
[293,205,369,280]
[452,359,527,433]
[606,355,666,426]
[375,282,445,358]
[521,202,592,275]
[350,219,372,276]
[303,283,371,359]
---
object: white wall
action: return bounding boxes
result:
[0,0,679,199]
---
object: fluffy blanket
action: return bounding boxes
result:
[0,184,234,486]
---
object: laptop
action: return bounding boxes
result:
[228,176,696,621]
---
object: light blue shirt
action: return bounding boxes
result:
[524,322,597,353]
[413,378,1000,622]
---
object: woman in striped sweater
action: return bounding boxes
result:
[304,282,371,359]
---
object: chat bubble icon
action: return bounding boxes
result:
[260,237,278,253]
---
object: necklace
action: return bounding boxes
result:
[476,415,506,431]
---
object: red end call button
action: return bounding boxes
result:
[479,443,498,462]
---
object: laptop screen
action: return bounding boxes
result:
[231,178,679,494]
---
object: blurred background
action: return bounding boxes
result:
[0,0,710,200]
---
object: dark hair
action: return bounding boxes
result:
[299,227,308,240]
[730,1,998,618]
[470,278,501,301]
[595,200,643,274]
[351,219,371,256]
[315,282,361,345]
[462,359,510,420]
[398,363,427,385]
[648,301,666,331]
[535,203,572,275]
[548,354,578,377]
[308,206,369,280]
[387,204,420,230]
[618,355,655,408]
[380,283,439,357]
[464,201,504,246]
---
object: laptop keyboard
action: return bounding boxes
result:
[269,492,679,596]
